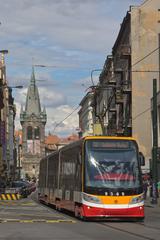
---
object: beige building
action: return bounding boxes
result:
[131,0,160,167]
[91,0,160,172]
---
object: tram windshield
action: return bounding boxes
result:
[85,139,141,189]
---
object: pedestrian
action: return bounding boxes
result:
[143,180,149,200]
[0,177,6,193]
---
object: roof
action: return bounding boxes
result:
[112,11,130,54]
[45,134,79,145]
[45,135,60,144]
[25,67,41,115]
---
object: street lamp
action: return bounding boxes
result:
[91,69,103,86]
[8,85,23,89]
[0,85,23,91]
[0,85,23,90]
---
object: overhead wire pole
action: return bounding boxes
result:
[151,78,158,204]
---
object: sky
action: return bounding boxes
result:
[0,0,143,137]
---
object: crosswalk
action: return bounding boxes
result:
[0,198,76,224]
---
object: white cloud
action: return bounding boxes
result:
[0,0,143,136]
[44,105,80,136]
[39,87,67,107]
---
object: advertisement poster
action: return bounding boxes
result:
[34,140,41,154]
[27,140,34,154]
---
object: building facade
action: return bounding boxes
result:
[78,92,94,137]
[0,52,16,180]
[93,0,160,171]
[131,0,160,168]
[20,68,47,179]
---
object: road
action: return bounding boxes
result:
[0,194,160,240]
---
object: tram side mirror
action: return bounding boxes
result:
[139,152,145,166]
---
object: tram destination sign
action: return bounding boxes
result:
[91,140,131,149]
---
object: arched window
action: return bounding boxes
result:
[27,126,33,140]
[34,126,40,139]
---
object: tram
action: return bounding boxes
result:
[38,136,145,220]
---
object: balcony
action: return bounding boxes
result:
[108,77,116,85]
[116,127,124,135]
[120,44,131,59]
[123,81,131,93]
[109,105,116,112]
[116,89,124,103]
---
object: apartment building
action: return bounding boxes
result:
[89,0,160,171]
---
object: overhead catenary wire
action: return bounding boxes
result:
[101,46,160,121]
[53,46,160,131]
[52,105,80,134]
[130,46,160,120]
[10,46,160,133]
[57,47,160,132]
[132,107,151,121]
[132,46,160,68]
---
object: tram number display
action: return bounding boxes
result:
[91,140,130,149]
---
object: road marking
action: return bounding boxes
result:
[0,201,35,206]
[0,218,76,223]
[46,219,76,223]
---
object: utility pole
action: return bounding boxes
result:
[151,78,158,204]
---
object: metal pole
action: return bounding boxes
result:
[18,144,21,180]
[151,78,158,204]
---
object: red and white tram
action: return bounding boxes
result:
[38,136,145,220]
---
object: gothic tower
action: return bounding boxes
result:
[20,67,47,179]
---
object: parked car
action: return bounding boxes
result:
[10,181,30,198]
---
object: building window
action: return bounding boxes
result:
[34,126,40,139]
[27,126,33,140]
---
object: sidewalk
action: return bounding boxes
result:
[145,196,160,208]
[144,196,160,229]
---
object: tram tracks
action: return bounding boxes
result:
[35,197,160,239]
[98,221,160,240]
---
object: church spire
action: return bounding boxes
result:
[25,68,41,115]
[31,66,36,86]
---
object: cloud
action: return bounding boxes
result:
[0,0,143,137]
[45,105,80,136]
[39,87,67,107]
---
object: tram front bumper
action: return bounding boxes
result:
[82,204,144,218]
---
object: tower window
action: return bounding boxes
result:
[27,126,33,140]
[34,126,40,139]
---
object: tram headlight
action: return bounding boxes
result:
[83,193,102,204]
[130,194,144,204]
